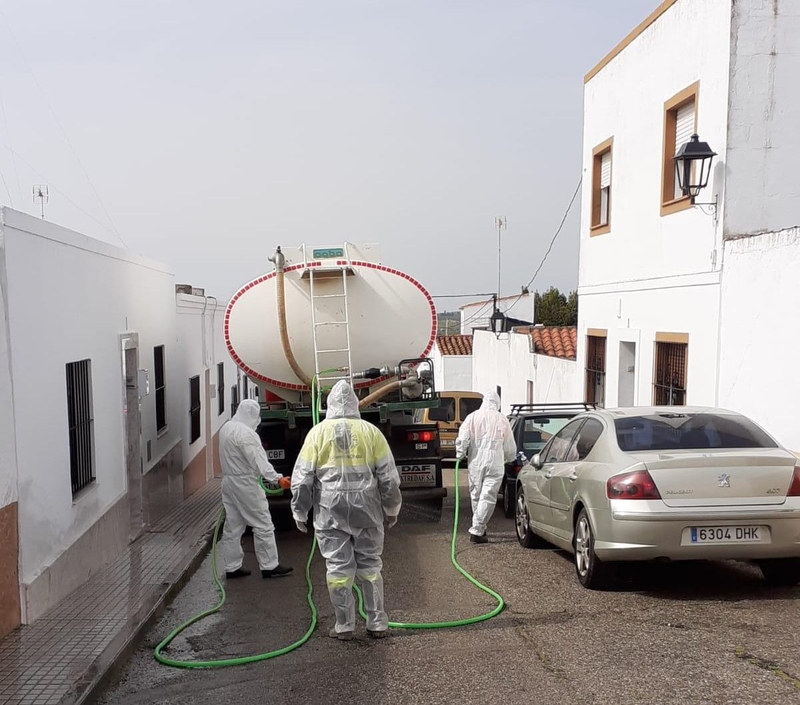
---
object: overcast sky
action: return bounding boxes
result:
[0,1,650,308]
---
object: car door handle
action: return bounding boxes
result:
[568,473,578,482]
[544,472,553,479]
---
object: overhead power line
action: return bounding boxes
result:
[504,176,583,318]
[0,142,124,241]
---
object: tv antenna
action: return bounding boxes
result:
[495,216,506,300]
[33,185,49,219]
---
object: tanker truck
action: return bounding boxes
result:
[224,243,447,513]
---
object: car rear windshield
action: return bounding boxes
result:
[459,398,482,420]
[520,415,574,453]
[428,396,455,423]
[614,413,778,452]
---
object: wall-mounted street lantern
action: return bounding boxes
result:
[674,133,718,219]
[489,294,506,338]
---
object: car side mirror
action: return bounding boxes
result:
[532,453,543,470]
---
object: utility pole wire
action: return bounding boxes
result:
[432,292,497,299]
[0,90,21,208]
[504,176,583,318]
[0,143,122,239]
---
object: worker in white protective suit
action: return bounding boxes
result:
[219,399,293,579]
[290,380,402,641]
[455,391,517,544]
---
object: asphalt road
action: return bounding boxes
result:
[94,470,800,705]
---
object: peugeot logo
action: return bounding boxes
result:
[718,473,731,488]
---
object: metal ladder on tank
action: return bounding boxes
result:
[305,243,354,386]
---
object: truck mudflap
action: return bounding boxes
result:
[400,486,448,501]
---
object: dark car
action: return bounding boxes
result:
[497,402,597,517]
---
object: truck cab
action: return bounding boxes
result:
[252,359,447,515]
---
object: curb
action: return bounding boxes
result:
[59,522,216,705]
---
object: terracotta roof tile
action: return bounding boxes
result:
[436,334,473,356]
[513,326,577,360]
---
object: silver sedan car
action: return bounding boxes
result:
[514,406,800,589]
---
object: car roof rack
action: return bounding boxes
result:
[508,402,597,416]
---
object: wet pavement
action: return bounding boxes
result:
[94,470,800,705]
[0,479,221,705]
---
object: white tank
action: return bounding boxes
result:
[224,244,437,401]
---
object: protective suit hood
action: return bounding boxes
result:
[326,380,361,419]
[480,391,501,412]
[233,399,261,430]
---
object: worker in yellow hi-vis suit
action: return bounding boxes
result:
[290,380,402,641]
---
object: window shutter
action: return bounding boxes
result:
[600,151,611,189]
[674,101,695,152]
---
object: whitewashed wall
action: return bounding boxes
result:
[725,1,800,238]
[577,276,721,408]
[580,0,731,288]
[718,228,800,451]
[441,356,473,391]
[472,330,580,414]
[0,243,17,512]
[431,345,473,391]
[176,294,236,476]
[0,210,177,593]
[0,207,235,623]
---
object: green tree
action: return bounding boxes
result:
[534,287,578,326]
[565,290,578,325]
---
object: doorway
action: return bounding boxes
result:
[122,335,143,541]
[618,341,636,407]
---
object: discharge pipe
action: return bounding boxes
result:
[269,246,312,389]
[358,374,423,409]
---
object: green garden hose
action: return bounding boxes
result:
[353,458,504,629]
[153,508,319,668]
[152,377,329,668]
[153,372,504,668]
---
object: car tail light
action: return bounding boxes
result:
[788,465,800,497]
[407,431,434,443]
[607,469,661,500]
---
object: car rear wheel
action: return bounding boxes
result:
[758,558,800,586]
[503,479,516,518]
[574,509,616,590]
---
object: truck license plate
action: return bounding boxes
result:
[400,464,436,487]
[687,526,767,544]
[267,449,285,460]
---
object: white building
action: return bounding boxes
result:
[431,335,473,391]
[0,207,237,633]
[472,326,581,414]
[577,0,800,448]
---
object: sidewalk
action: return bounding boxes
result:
[0,479,221,705]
